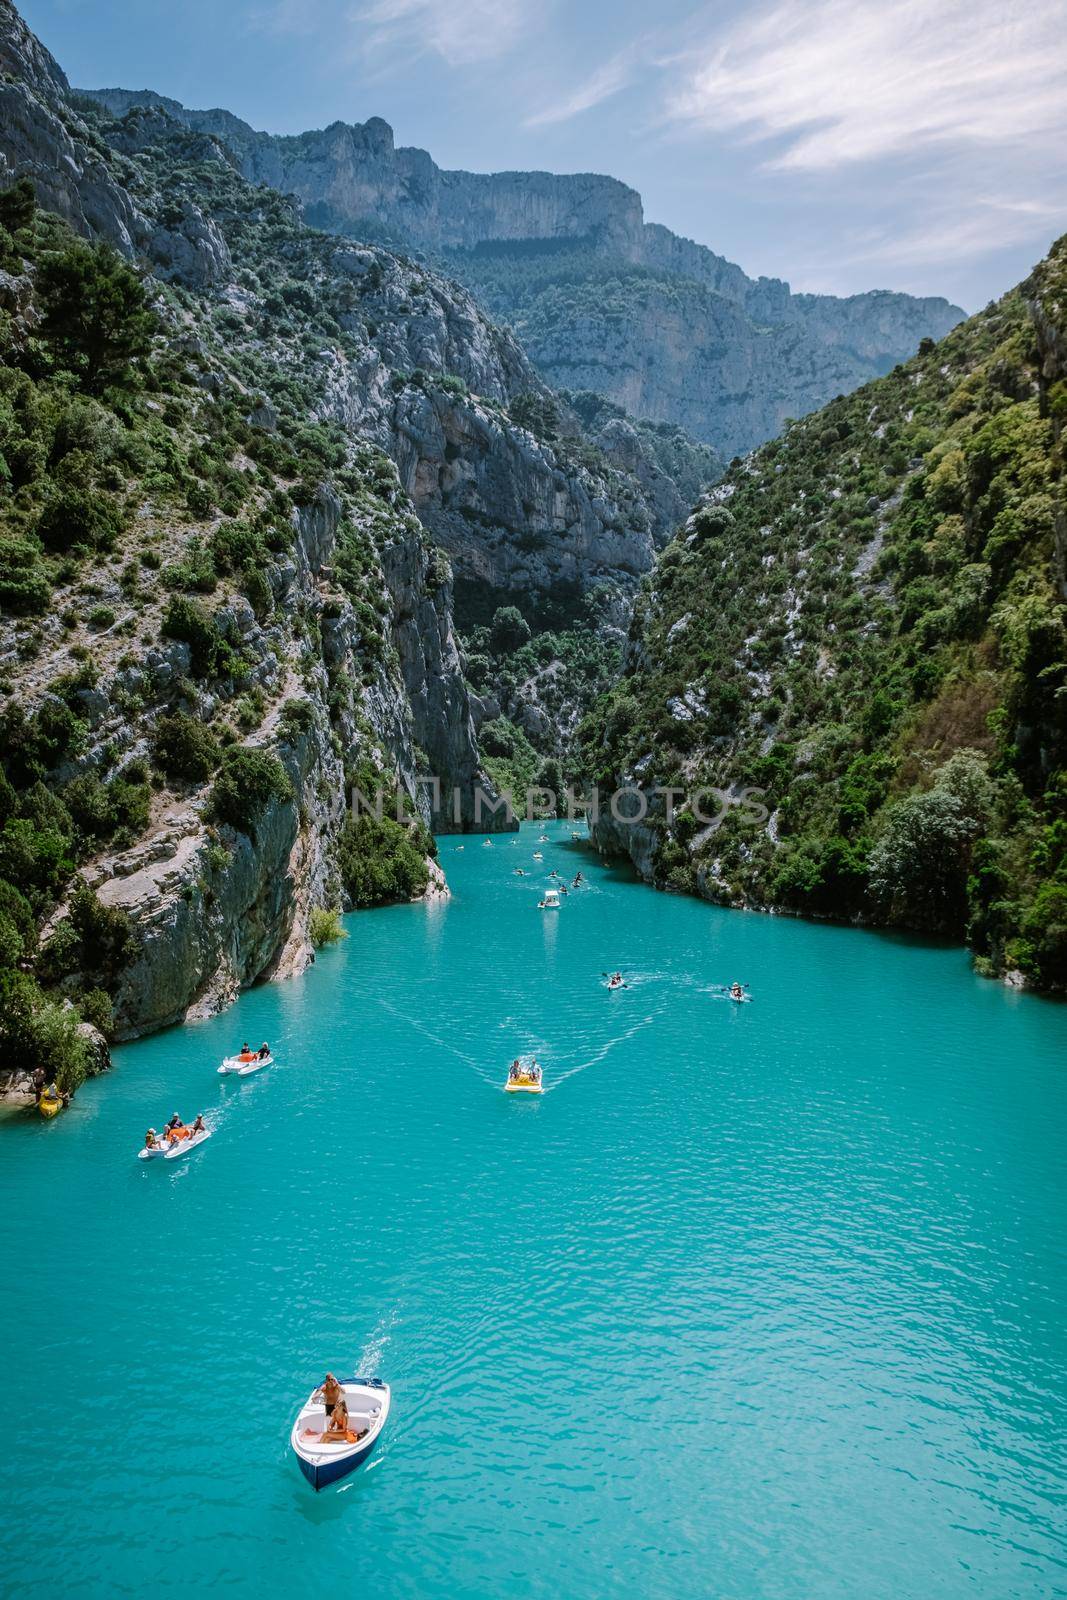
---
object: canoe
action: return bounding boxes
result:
[291,1378,390,1490]
[218,1053,273,1076]
[38,1093,62,1118]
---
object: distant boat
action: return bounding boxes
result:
[38,1087,63,1118]
[290,1378,390,1490]
[539,889,561,910]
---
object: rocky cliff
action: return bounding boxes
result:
[79,89,965,458]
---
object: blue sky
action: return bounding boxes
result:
[22,0,1067,310]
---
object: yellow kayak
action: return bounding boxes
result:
[38,1091,63,1118]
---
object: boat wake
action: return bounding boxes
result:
[548,1008,661,1089]
[375,997,499,1087]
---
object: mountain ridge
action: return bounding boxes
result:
[79,88,965,458]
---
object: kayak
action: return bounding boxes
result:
[291,1378,390,1490]
[218,1053,273,1076]
[38,1091,63,1118]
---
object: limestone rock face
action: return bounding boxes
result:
[0,8,230,287]
[71,481,497,1040]
[78,89,965,457]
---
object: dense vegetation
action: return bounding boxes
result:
[461,604,621,806]
[580,238,1067,991]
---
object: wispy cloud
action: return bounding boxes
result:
[245,0,326,35]
[352,0,537,67]
[661,0,1066,286]
[524,49,636,129]
[668,0,1066,171]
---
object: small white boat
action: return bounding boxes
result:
[138,1127,213,1161]
[218,1053,273,1076]
[532,852,543,861]
[291,1378,390,1490]
[539,888,561,910]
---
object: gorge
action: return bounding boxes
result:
[0,0,1062,1117]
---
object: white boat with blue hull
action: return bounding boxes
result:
[290,1378,390,1490]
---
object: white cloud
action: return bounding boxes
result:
[668,0,1066,171]
[352,0,537,67]
[524,50,635,128]
[662,0,1066,285]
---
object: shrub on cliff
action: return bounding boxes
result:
[337,814,429,908]
[309,906,347,947]
[210,747,293,836]
[0,539,51,616]
[36,486,124,554]
[152,713,221,784]
[159,596,247,679]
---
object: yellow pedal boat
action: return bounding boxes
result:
[505,1059,544,1094]
[38,1088,63,1118]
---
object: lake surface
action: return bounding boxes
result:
[1,821,1065,1599]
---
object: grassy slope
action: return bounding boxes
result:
[580,238,1067,990]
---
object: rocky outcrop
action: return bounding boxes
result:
[78,88,965,456]
[0,3,229,286]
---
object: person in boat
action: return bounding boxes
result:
[165,1113,184,1133]
[509,1059,521,1082]
[573,873,584,887]
[730,983,744,1000]
[237,1042,257,1063]
[321,1398,360,1442]
[190,1113,206,1135]
[144,1128,159,1150]
[257,1043,270,1059]
[315,1373,343,1418]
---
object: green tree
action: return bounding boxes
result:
[489,606,531,655]
[152,713,221,783]
[210,747,293,836]
[36,239,156,393]
[337,814,430,908]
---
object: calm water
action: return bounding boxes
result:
[1,822,1065,1599]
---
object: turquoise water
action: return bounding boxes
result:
[1,821,1065,1598]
